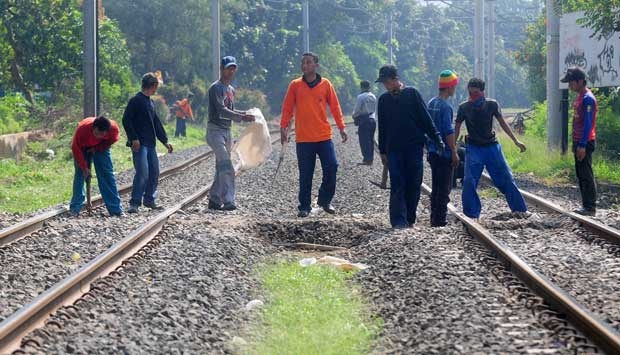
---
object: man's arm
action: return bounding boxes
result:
[122,98,138,142]
[71,125,88,171]
[209,85,246,122]
[414,90,443,150]
[494,102,526,152]
[326,82,346,131]
[351,95,362,121]
[94,123,120,151]
[579,96,595,147]
[377,96,387,154]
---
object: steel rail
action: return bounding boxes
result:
[480,172,620,245]
[0,129,282,247]
[0,135,281,354]
[419,182,620,354]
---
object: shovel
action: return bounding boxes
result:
[369,163,389,190]
[271,130,289,185]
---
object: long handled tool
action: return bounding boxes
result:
[272,140,288,184]
[369,163,389,189]
[86,174,93,216]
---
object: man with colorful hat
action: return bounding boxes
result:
[376,64,444,228]
[561,66,598,216]
[426,70,460,227]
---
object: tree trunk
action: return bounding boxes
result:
[3,16,35,104]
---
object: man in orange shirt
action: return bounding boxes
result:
[281,52,348,217]
[174,92,194,138]
[70,116,123,217]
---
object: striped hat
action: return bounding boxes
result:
[438,70,459,89]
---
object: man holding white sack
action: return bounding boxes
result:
[206,56,255,211]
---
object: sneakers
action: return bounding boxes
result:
[297,210,310,218]
[512,211,532,219]
[221,203,237,211]
[127,205,139,214]
[319,204,336,215]
[574,207,596,217]
[143,202,164,210]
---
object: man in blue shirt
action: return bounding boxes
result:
[427,70,460,227]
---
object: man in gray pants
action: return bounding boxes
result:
[207,56,255,211]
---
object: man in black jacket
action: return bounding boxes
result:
[122,72,173,213]
[376,65,444,228]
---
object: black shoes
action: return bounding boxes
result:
[319,204,336,214]
[127,205,139,214]
[574,207,596,216]
[208,200,236,211]
[298,210,310,218]
[208,200,222,210]
[222,203,237,211]
[143,202,164,210]
[357,160,373,166]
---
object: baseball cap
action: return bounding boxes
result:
[221,56,237,68]
[560,67,586,83]
[375,65,398,83]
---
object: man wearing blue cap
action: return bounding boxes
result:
[206,56,255,211]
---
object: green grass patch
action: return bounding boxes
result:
[245,261,382,355]
[478,187,502,199]
[0,122,206,213]
[498,134,620,185]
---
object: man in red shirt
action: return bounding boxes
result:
[174,92,194,138]
[70,116,123,216]
[561,67,598,216]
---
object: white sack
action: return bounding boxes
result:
[232,108,272,172]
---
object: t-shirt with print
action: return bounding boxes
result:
[456,99,502,146]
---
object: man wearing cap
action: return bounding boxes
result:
[376,64,444,228]
[562,67,598,216]
[122,72,174,214]
[454,78,528,220]
[427,70,460,227]
[173,92,194,138]
[70,116,123,217]
[281,52,348,218]
[352,80,377,165]
[206,56,255,211]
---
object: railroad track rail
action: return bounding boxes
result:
[0,135,281,354]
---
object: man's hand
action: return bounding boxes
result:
[242,114,255,122]
[340,129,348,143]
[576,146,586,161]
[82,168,91,179]
[166,143,174,154]
[131,140,140,152]
[280,127,289,145]
[451,151,460,168]
[515,140,526,153]
[380,154,388,166]
[436,141,445,156]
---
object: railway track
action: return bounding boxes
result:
[0,134,281,353]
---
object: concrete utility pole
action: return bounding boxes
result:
[487,0,496,98]
[83,0,98,118]
[302,0,310,52]
[546,0,562,150]
[474,0,485,79]
[212,0,221,82]
[388,13,393,64]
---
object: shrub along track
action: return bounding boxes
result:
[0,126,592,354]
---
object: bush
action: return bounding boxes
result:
[0,94,29,134]
[234,88,270,117]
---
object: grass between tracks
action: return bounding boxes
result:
[244,261,382,354]
[0,123,206,213]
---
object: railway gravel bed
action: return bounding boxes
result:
[17,128,581,354]
[0,150,215,323]
[440,166,620,334]
[0,144,211,229]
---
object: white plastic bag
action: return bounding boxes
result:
[232,108,272,172]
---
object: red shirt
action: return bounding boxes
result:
[572,88,597,144]
[71,117,120,170]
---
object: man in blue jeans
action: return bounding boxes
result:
[454,78,528,219]
[376,65,445,228]
[70,116,123,217]
[122,72,173,213]
[352,80,377,165]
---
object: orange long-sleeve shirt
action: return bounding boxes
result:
[71,117,119,170]
[175,98,194,119]
[280,76,345,143]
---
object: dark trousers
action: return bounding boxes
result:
[573,140,597,210]
[357,116,376,162]
[175,117,187,137]
[428,153,453,226]
[387,143,424,227]
[70,149,122,215]
[296,140,339,212]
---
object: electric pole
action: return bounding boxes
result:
[474,0,485,79]
[303,0,310,52]
[546,0,562,150]
[488,0,496,98]
[83,0,98,117]
[388,13,393,64]
[212,0,221,82]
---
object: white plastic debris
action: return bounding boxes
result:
[245,299,264,311]
[299,257,317,267]
[318,256,369,272]
[232,108,272,172]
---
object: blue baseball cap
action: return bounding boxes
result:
[221,56,237,68]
